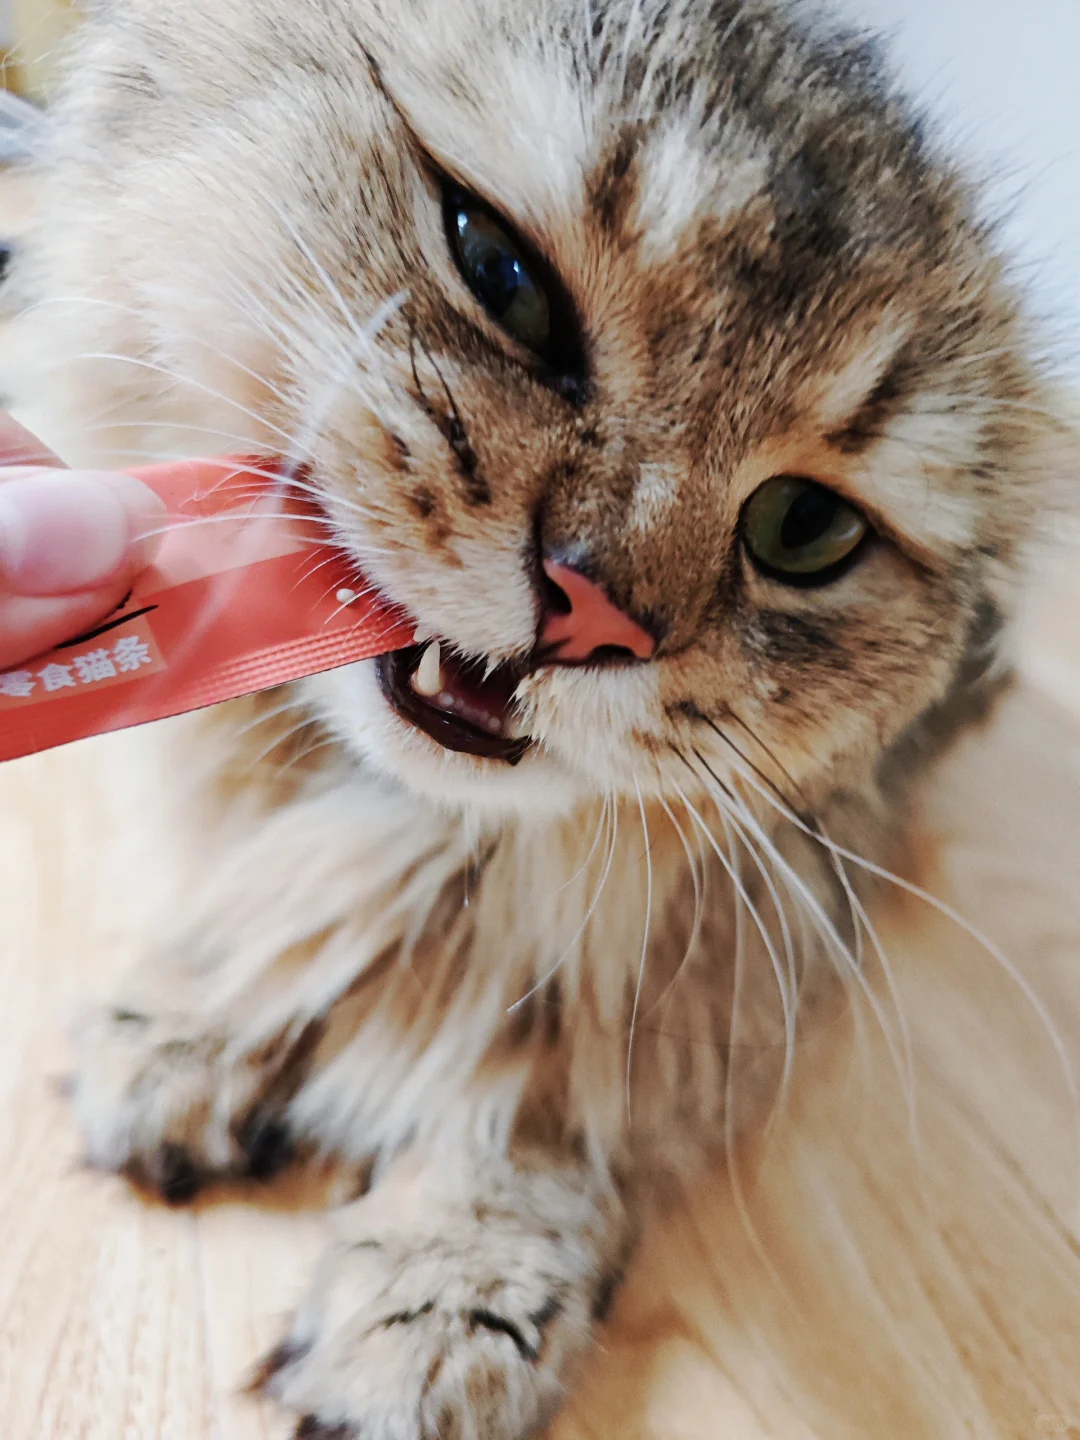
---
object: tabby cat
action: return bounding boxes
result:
[7,1,1066,1435]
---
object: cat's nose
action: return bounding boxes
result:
[538,558,657,665]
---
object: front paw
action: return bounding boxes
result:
[72,1003,308,1201]
[255,1182,616,1440]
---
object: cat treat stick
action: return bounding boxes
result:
[0,456,416,762]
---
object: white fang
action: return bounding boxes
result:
[412,641,444,699]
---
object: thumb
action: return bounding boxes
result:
[0,469,166,596]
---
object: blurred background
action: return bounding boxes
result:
[0,0,76,99]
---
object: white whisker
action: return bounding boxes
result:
[507,795,618,1015]
[671,778,794,1083]
[626,777,654,1118]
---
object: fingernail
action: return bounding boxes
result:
[0,470,167,596]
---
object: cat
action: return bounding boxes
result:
[5,0,1072,1436]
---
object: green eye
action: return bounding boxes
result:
[742,477,869,584]
[445,189,552,355]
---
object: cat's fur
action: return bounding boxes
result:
[5,0,1071,1436]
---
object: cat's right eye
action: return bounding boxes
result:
[443,186,554,358]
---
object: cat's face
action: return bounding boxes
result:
[40,0,1053,815]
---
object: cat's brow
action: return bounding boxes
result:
[825,357,912,456]
[354,45,446,181]
[356,56,550,269]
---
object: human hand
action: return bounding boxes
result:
[0,414,165,670]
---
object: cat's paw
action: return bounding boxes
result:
[72,1003,310,1201]
[255,1185,613,1440]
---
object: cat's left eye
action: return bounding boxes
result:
[742,477,870,585]
[444,188,553,356]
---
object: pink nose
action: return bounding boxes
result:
[539,559,656,664]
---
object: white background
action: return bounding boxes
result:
[840,0,1080,376]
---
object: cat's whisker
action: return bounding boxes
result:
[669,773,797,1100]
[556,796,614,895]
[673,736,916,1127]
[506,794,618,1017]
[265,732,341,780]
[692,711,1063,1143]
[669,779,789,1296]
[31,277,407,485]
[693,709,866,983]
[724,767,914,1124]
[242,715,330,774]
[802,821,1080,1135]
[626,776,655,1119]
[698,707,871,987]
[227,695,314,746]
[288,290,410,458]
[56,349,297,447]
[683,751,801,1099]
[708,708,809,812]
[275,206,389,355]
[723,785,903,1133]
[711,796,810,1294]
[73,417,290,455]
[18,291,305,424]
[643,790,707,1023]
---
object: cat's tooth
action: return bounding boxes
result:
[505,711,531,741]
[412,623,435,645]
[412,641,444,699]
[336,588,360,605]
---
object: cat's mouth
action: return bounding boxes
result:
[376,640,532,765]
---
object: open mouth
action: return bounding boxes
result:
[376,640,532,765]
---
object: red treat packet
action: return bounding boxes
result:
[0,455,416,763]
